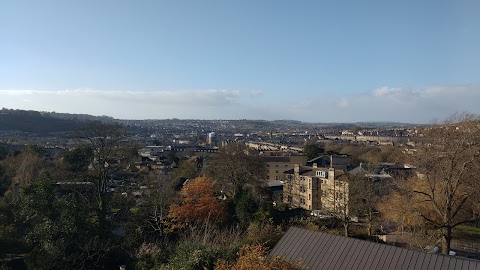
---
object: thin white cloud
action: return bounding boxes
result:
[1,89,241,106]
[372,86,402,97]
[1,84,479,123]
[370,86,419,103]
[248,90,264,98]
[0,89,244,119]
[282,83,480,123]
[338,97,349,108]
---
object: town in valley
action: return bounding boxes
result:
[1,108,479,269]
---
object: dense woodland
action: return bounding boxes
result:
[0,114,479,269]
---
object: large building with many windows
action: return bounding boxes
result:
[263,155,308,181]
[282,164,348,215]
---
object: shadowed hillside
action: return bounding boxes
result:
[0,109,80,133]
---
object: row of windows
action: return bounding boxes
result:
[287,196,310,205]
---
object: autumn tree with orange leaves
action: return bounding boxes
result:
[167,176,227,230]
[214,245,305,270]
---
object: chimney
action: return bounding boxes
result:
[328,167,335,181]
[312,163,317,168]
[294,164,300,175]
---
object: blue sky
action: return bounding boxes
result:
[1,0,479,123]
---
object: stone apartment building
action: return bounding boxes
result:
[282,164,348,215]
[306,154,349,171]
[263,155,308,181]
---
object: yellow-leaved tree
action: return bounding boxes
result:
[214,245,305,270]
[406,114,480,254]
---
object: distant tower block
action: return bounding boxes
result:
[207,132,217,146]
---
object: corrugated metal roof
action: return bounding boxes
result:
[270,227,480,270]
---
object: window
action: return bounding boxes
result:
[309,194,311,201]
[275,164,279,167]
[275,175,280,180]
[300,198,306,204]
[287,196,292,203]
[275,170,279,173]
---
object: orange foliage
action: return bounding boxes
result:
[167,176,226,228]
[215,245,305,270]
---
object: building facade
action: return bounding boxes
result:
[306,154,349,171]
[282,164,348,215]
[263,155,308,181]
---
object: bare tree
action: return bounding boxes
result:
[12,152,47,188]
[207,142,266,196]
[335,174,350,237]
[348,165,390,237]
[143,174,177,237]
[408,114,480,254]
[73,121,126,233]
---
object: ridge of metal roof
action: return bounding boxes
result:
[270,227,480,270]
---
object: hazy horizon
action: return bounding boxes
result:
[1,1,479,123]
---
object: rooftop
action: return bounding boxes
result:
[270,227,480,270]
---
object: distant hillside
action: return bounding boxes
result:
[353,122,418,128]
[0,109,82,133]
[0,108,417,134]
[0,108,118,133]
[46,111,115,123]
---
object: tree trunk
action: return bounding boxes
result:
[367,220,373,236]
[98,193,108,237]
[441,225,452,255]
[344,220,349,237]
[401,216,405,236]
[367,212,373,236]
